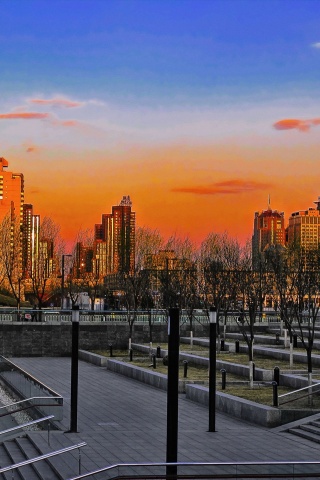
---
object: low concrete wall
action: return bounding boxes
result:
[131,343,272,381]
[185,384,313,428]
[106,359,186,393]
[79,350,108,366]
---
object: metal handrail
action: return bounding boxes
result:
[67,460,320,480]
[0,356,62,398]
[0,414,54,437]
[0,441,87,474]
[278,381,320,405]
[0,396,63,417]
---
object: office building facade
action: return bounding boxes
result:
[94,195,135,276]
[287,197,320,250]
[252,205,286,267]
[0,157,24,224]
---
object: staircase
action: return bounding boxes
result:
[0,431,82,480]
[288,417,320,444]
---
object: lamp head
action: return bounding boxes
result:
[209,307,217,324]
[72,305,80,323]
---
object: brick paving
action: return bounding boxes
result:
[10,356,320,476]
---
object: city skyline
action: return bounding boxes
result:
[0,0,319,245]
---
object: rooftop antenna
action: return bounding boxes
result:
[314,196,320,211]
[268,194,271,210]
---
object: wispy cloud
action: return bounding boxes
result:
[273,118,320,132]
[25,144,41,153]
[311,42,320,48]
[30,98,82,108]
[0,111,82,129]
[0,112,49,119]
[172,179,271,195]
[50,118,81,127]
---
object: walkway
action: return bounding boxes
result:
[10,357,320,476]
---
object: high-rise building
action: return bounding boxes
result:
[94,195,135,276]
[0,157,24,224]
[22,204,41,278]
[252,201,286,267]
[287,197,320,250]
[75,242,94,277]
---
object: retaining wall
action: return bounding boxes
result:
[0,322,209,357]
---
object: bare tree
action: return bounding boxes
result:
[121,226,164,346]
[199,232,243,346]
[267,243,320,383]
[0,213,23,311]
[26,217,63,316]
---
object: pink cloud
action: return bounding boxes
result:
[30,98,82,108]
[0,112,49,119]
[26,145,40,153]
[273,118,320,132]
[172,179,271,195]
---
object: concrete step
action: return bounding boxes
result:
[0,434,73,480]
[27,431,81,479]
[288,427,320,444]
[16,436,61,480]
[310,419,320,428]
[0,442,22,480]
[2,438,39,480]
[300,424,320,435]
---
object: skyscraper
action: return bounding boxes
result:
[287,197,320,250]
[0,157,24,224]
[252,201,286,267]
[94,195,135,276]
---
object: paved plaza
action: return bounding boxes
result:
[10,357,320,476]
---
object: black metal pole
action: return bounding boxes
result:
[166,307,180,478]
[209,307,217,432]
[61,254,65,310]
[70,306,79,433]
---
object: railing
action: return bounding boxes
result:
[0,415,54,442]
[0,442,87,477]
[67,460,320,480]
[0,308,284,325]
[0,356,63,421]
[278,381,320,409]
[0,396,63,421]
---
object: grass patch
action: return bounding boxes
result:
[90,347,318,407]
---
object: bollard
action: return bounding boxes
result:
[276,333,280,345]
[129,348,133,361]
[252,362,255,381]
[152,354,156,369]
[221,369,226,390]
[183,360,188,378]
[272,381,278,407]
[293,334,298,348]
[220,339,225,351]
[109,344,113,357]
[235,340,240,353]
[156,345,161,358]
[274,366,280,386]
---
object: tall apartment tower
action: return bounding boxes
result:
[252,201,286,267]
[287,196,320,250]
[94,195,135,276]
[0,157,24,224]
[22,204,40,278]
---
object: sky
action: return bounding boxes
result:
[0,0,320,247]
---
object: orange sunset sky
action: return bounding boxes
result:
[1,0,320,247]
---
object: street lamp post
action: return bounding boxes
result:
[209,306,217,432]
[70,305,79,433]
[166,307,180,478]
